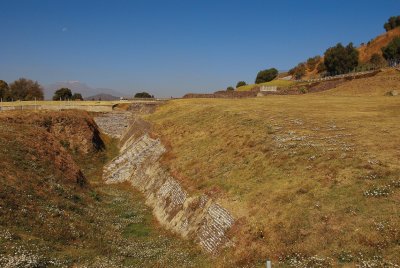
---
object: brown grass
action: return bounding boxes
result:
[358,27,400,63]
[146,73,400,266]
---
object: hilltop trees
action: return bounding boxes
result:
[381,37,400,61]
[306,56,322,71]
[226,86,234,91]
[383,16,400,32]
[289,63,307,80]
[236,81,247,88]
[255,68,278,84]
[9,78,44,101]
[323,43,359,75]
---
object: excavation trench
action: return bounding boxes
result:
[95,111,235,253]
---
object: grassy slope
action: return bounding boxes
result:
[0,112,209,267]
[236,80,296,91]
[319,69,400,96]
[146,80,400,266]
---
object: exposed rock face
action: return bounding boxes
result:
[100,113,234,253]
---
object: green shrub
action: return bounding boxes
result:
[369,53,387,68]
[226,86,235,91]
[255,68,278,84]
[236,81,247,88]
[381,37,400,61]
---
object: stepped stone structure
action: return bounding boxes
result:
[98,112,234,253]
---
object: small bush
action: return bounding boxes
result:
[299,87,308,94]
[226,86,234,91]
[289,63,306,80]
[381,37,400,61]
[236,81,247,88]
[255,68,278,84]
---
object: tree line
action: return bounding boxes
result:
[0,78,44,101]
[53,88,83,101]
[0,78,85,101]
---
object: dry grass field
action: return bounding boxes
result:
[146,71,400,267]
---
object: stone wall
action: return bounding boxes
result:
[100,114,234,253]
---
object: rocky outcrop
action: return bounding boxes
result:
[101,114,234,253]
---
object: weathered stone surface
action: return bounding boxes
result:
[101,117,234,253]
[94,112,134,138]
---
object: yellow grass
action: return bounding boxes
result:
[236,79,296,91]
[146,81,400,266]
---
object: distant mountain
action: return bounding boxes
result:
[44,81,123,100]
[85,93,120,101]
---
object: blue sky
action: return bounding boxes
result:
[0,0,399,97]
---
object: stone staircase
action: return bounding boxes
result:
[100,116,235,253]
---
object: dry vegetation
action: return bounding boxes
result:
[359,27,400,63]
[146,72,400,267]
[0,110,209,267]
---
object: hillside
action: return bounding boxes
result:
[359,27,400,63]
[282,27,400,81]
[146,72,400,267]
[0,110,209,267]
[319,68,400,96]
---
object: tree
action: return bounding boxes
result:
[323,43,359,75]
[9,78,44,101]
[134,92,153,98]
[384,16,400,32]
[369,53,387,67]
[0,80,9,100]
[381,37,400,61]
[72,93,83,100]
[226,86,234,91]
[53,88,72,100]
[289,63,306,80]
[306,56,321,70]
[236,81,247,88]
[255,68,278,84]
